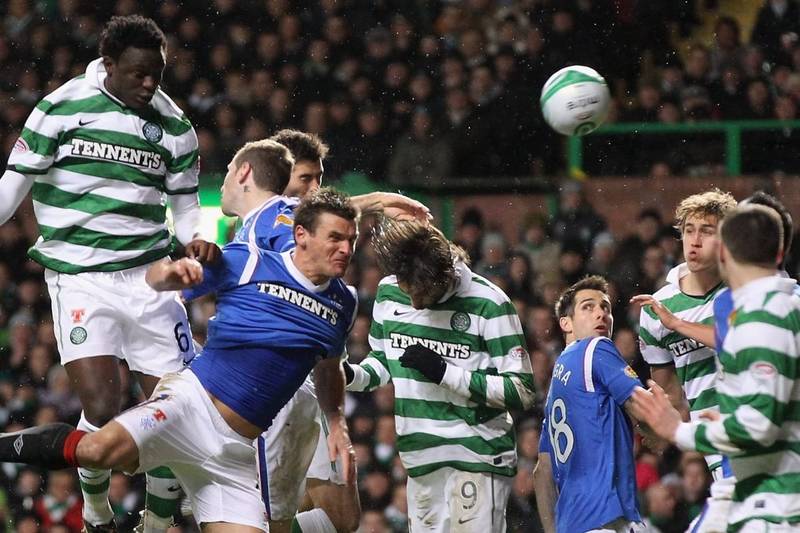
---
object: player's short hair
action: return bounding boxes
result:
[233,139,294,194]
[674,189,736,233]
[99,15,166,60]
[293,187,357,233]
[721,205,783,267]
[740,191,793,262]
[372,220,469,294]
[269,129,329,163]
[555,275,609,319]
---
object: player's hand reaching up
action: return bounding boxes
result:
[629,294,680,331]
[400,344,447,384]
[185,238,222,264]
[630,380,682,443]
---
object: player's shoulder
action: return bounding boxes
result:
[462,270,513,306]
[651,280,680,301]
[36,75,97,113]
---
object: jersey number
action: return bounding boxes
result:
[548,398,574,463]
[174,322,190,353]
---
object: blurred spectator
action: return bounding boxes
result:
[549,180,607,258]
[751,0,800,65]
[386,107,453,188]
[33,471,82,532]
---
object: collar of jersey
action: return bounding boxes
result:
[732,274,796,304]
[281,250,331,293]
[242,194,287,226]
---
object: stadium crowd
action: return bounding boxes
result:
[1,0,800,532]
[3,0,800,182]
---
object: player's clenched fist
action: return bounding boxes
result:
[399,344,447,384]
[145,257,204,291]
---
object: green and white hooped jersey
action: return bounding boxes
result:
[347,262,535,478]
[7,58,199,273]
[674,276,800,531]
[639,264,726,418]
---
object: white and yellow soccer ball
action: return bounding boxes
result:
[540,65,611,136]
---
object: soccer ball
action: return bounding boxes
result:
[540,65,611,136]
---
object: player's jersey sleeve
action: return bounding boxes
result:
[164,121,199,195]
[182,243,250,300]
[638,305,673,365]
[7,99,63,175]
[713,289,733,351]
[254,206,295,252]
[590,337,641,406]
[347,289,392,392]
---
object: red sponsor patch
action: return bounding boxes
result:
[153,409,167,422]
[509,346,528,360]
[12,137,28,153]
[70,308,85,324]
[752,362,777,379]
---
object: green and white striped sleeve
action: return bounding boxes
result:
[438,306,535,411]
[347,316,393,392]
[675,306,799,455]
[7,99,62,175]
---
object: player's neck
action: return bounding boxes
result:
[291,253,331,286]
[240,191,278,218]
[726,264,777,291]
[681,269,721,296]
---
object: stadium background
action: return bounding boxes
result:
[1,0,799,531]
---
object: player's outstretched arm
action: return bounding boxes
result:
[314,356,356,485]
[631,294,716,348]
[533,452,557,533]
[0,170,35,225]
[351,192,431,222]
[400,345,536,411]
[145,257,204,291]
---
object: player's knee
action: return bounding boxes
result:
[325,504,360,532]
[82,396,120,426]
[76,433,117,468]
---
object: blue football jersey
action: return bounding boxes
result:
[183,242,357,429]
[539,336,641,532]
[233,195,299,253]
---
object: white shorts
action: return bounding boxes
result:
[406,467,512,533]
[115,370,267,531]
[45,265,195,376]
[737,520,800,533]
[258,377,347,521]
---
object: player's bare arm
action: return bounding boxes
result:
[313,357,356,485]
[533,451,557,533]
[0,170,34,224]
[648,364,690,421]
[145,258,203,291]
[630,381,682,443]
[631,294,716,348]
[351,191,431,221]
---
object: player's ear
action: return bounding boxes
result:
[558,315,572,335]
[237,161,252,184]
[294,224,308,247]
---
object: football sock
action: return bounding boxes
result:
[143,466,181,531]
[77,414,115,526]
[291,508,337,533]
[0,422,81,469]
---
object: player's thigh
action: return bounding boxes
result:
[113,371,205,473]
[122,271,195,377]
[182,432,266,531]
[737,520,800,533]
[45,269,124,363]
[446,470,511,533]
[407,471,448,533]
[260,382,320,521]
